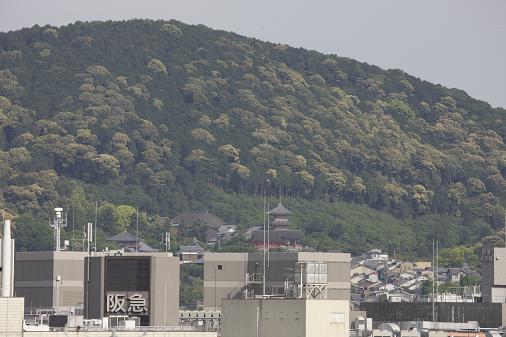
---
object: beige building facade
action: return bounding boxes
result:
[481,247,506,303]
[204,252,351,310]
[84,252,180,326]
[221,298,349,337]
[0,297,217,337]
[14,251,88,313]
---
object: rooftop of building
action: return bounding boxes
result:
[268,203,292,216]
[107,231,142,243]
[171,210,226,229]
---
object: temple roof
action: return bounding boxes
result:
[171,210,225,229]
[108,231,142,243]
[269,203,292,216]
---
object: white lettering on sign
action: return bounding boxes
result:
[106,293,148,314]
[128,293,148,313]
[107,293,126,313]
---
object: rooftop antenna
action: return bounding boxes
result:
[50,207,67,251]
[162,232,170,252]
[136,207,139,252]
[263,184,266,297]
[436,239,439,305]
[432,236,435,323]
[86,222,93,255]
[94,201,98,252]
[71,200,75,251]
[267,201,270,267]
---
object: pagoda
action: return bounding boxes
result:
[269,203,292,230]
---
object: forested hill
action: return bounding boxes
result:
[1,20,505,258]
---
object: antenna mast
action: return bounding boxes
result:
[436,240,439,303]
[432,236,435,322]
[136,207,139,252]
[50,208,67,251]
[262,186,266,297]
[94,201,98,252]
[267,202,270,267]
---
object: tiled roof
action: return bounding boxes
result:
[269,203,292,216]
[108,231,141,243]
[171,211,225,229]
[179,245,204,253]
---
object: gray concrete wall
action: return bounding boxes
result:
[493,248,506,286]
[150,255,180,326]
[15,251,54,311]
[482,247,506,302]
[203,252,248,310]
[14,251,88,312]
[24,331,216,337]
[222,298,349,337]
[83,256,104,319]
[203,252,351,310]
[85,254,180,326]
[221,299,307,337]
[482,253,494,302]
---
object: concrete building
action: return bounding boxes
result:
[178,244,205,263]
[14,251,88,313]
[481,247,506,303]
[221,298,349,337]
[203,251,351,310]
[84,252,180,326]
[360,301,506,328]
[0,297,217,337]
[0,297,24,337]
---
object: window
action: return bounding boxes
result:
[105,257,150,291]
[217,265,223,270]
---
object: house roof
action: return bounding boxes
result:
[179,245,204,253]
[124,241,157,252]
[108,231,142,243]
[171,211,226,229]
[269,203,292,216]
[250,229,303,243]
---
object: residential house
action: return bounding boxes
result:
[171,210,236,245]
[178,244,205,263]
[107,231,157,252]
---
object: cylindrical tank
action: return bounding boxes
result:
[1,220,12,297]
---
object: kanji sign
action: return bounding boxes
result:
[106,293,126,313]
[128,293,148,313]
[106,293,148,314]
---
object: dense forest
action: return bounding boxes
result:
[1,20,505,261]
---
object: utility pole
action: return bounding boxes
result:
[436,240,439,303]
[262,186,266,297]
[432,236,435,323]
[94,201,98,252]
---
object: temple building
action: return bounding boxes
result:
[250,203,303,250]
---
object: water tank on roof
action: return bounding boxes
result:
[379,323,401,333]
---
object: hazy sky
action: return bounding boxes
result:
[1,0,505,108]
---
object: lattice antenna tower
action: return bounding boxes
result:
[50,207,67,251]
